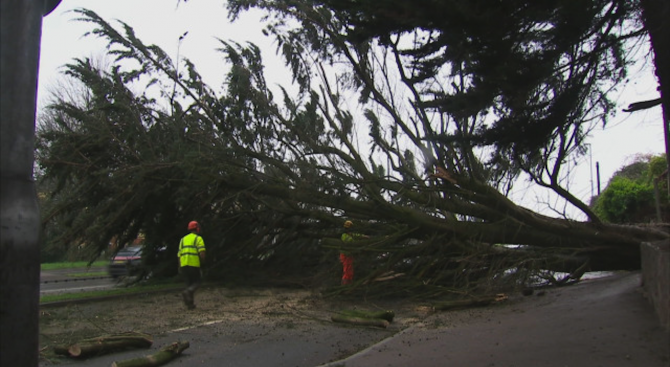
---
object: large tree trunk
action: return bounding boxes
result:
[640,0,670,195]
[323,220,664,273]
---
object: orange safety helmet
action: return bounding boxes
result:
[343,220,353,228]
[188,221,200,232]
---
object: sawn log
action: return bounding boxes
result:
[111,341,190,367]
[53,331,152,358]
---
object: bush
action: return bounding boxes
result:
[592,154,668,224]
[593,176,654,223]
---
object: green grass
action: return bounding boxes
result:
[41,261,107,270]
[40,282,180,304]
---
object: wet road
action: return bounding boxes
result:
[40,267,116,295]
[40,319,394,367]
[37,272,668,367]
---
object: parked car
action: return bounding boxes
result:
[108,246,143,278]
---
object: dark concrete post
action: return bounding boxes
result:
[1,1,60,365]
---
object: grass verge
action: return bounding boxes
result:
[40,282,180,304]
[41,261,108,270]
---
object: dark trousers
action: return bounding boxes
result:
[181,266,201,306]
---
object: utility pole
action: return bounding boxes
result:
[596,162,601,195]
[587,144,594,198]
[1,1,61,366]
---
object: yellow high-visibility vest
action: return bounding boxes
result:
[340,232,364,256]
[178,233,205,267]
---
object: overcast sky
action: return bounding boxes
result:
[37,1,666,219]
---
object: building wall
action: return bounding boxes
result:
[641,239,670,331]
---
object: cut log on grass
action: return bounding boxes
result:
[331,314,390,328]
[53,332,153,358]
[432,293,508,311]
[111,341,190,367]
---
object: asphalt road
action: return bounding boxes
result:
[321,272,670,367]
[41,320,394,367]
[40,267,116,295]
[38,272,669,367]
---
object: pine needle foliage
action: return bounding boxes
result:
[36,5,668,296]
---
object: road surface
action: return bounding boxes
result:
[38,272,669,367]
[40,267,115,295]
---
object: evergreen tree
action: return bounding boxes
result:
[36,7,668,295]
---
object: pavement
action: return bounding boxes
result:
[321,272,670,367]
[41,272,669,367]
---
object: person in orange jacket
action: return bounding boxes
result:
[340,220,368,285]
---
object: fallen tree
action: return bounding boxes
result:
[36,5,669,298]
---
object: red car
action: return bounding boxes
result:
[108,246,142,278]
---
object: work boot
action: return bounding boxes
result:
[189,292,195,309]
[181,290,191,307]
[185,289,196,309]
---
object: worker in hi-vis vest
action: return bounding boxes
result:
[178,221,206,309]
[340,220,368,285]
